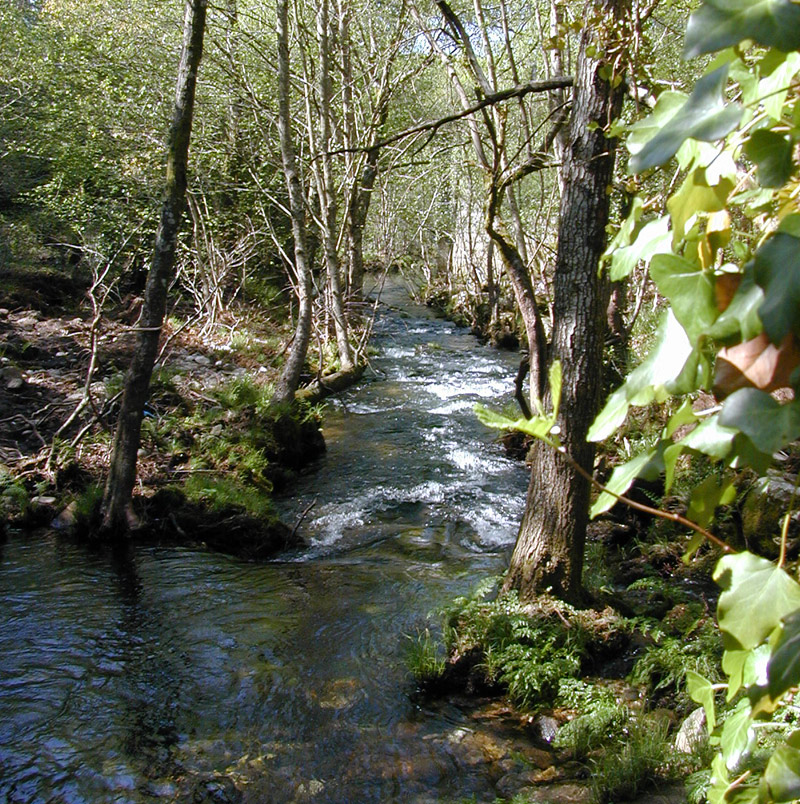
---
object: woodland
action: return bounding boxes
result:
[4,0,800,802]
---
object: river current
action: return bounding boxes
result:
[0,281,530,803]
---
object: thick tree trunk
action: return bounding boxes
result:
[271,0,313,406]
[101,0,207,535]
[503,0,627,604]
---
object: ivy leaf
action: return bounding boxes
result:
[707,266,764,343]
[719,388,800,455]
[664,415,737,490]
[590,446,664,518]
[688,473,736,529]
[758,50,800,120]
[651,253,718,342]
[768,609,800,702]
[629,66,743,173]
[714,552,800,650]
[687,670,718,732]
[753,233,800,343]
[608,217,672,281]
[761,731,800,803]
[475,405,555,441]
[723,649,749,700]
[685,0,800,59]
[627,91,687,162]
[744,129,794,188]
[589,310,693,441]
[666,399,698,438]
[721,699,754,771]
[667,168,734,244]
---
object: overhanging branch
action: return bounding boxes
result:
[326,76,574,156]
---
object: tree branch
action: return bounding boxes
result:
[326,76,574,155]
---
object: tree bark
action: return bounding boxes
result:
[101,0,207,535]
[271,0,314,406]
[503,0,628,604]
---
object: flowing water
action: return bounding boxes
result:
[0,281,531,804]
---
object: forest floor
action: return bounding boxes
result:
[0,267,326,552]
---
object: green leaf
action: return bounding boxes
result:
[589,311,693,442]
[714,552,800,650]
[608,217,672,281]
[475,405,555,441]
[761,731,800,803]
[667,168,734,243]
[685,0,800,59]
[744,129,794,188]
[629,66,743,173]
[719,389,800,456]
[627,91,687,160]
[687,670,718,732]
[549,361,562,422]
[650,253,718,342]
[602,196,643,264]
[721,699,754,771]
[590,446,663,518]
[753,233,800,343]
[758,50,800,120]
[666,399,699,438]
[706,266,764,343]
[688,473,736,529]
[664,415,737,490]
[768,609,800,702]
[723,649,749,700]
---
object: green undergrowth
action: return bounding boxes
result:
[141,375,324,520]
[409,571,722,802]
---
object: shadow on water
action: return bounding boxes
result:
[0,280,530,803]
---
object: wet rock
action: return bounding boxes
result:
[674,707,706,753]
[741,471,800,557]
[316,678,361,709]
[4,366,25,391]
[523,782,593,803]
[185,773,243,804]
[294,779,324,800]
[532,714,560,744]
[52,501,78,531]
[628,781,687,803]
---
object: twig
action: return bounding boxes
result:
[291,496,318,540]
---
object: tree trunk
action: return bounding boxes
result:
[271,0,313,406]
[314,0,354,371]
[503,0,627,604]
[101,0,207,535]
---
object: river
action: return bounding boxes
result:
[0,280,531,803]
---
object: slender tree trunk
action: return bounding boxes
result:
[101,0,207,535]
[503,0,628,604]
[317,0,354,371]
[272,0,313,406]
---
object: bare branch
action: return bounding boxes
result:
[327,76,573,156]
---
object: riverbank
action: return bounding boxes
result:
[0,269,335,555]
